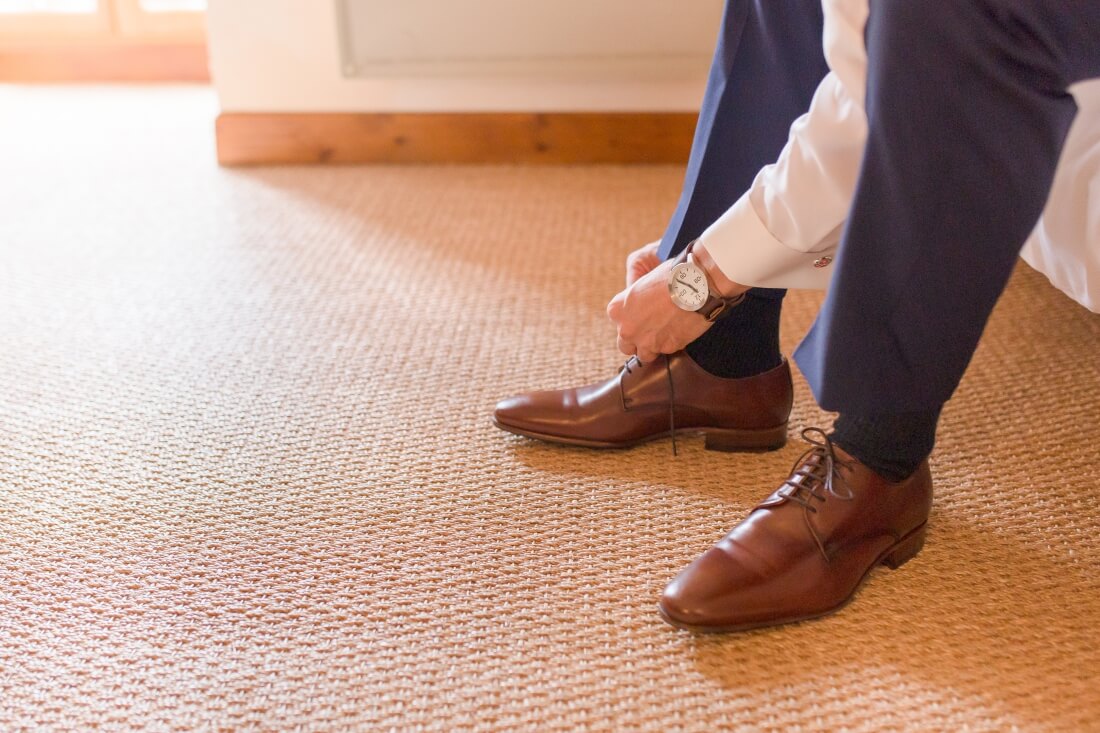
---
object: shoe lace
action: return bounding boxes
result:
[777,428,856,561]
[779,427,856,511]
[619,355,679,456]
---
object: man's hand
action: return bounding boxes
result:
[625,240,662,287]
[608,243,750,363]
[607,258,711,363]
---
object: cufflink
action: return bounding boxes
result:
[814,256,834,269]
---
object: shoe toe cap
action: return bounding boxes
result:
[492,394,528,425]
[658,547,763,631]
[493,389,577,432]
[492,393,549,431]
[660,541,792,629]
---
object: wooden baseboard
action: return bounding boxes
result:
[0,43,209,82]
[215,112,698,165]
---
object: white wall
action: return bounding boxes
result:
[206,0,721,113]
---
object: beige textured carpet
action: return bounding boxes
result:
[1,86,1099,732]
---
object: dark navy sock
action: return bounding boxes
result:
[685,288,785,379]
[830,410,942,482]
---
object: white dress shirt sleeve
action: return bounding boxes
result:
[697,0,870,291]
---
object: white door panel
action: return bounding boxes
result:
[337,0,724,78]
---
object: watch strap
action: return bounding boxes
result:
[673,240,747,322]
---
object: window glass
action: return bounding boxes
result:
[0,0,97,12]
[139,0,204,11]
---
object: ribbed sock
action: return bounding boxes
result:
[830,409,942,482]
[684,289,785,379]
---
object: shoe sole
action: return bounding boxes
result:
[492,419,788,452]
[657,522,929,634]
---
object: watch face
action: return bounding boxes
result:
[668,262,709,311]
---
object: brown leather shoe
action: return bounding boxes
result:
[659,428,932,632]
[493,353,793,452]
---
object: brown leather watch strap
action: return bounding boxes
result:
[673,240,746,322]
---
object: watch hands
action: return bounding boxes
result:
[678,280,700,294]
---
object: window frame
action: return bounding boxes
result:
[0,0,208,81]
[113,0,205,42]
[0,0,205,43]
[0,3,114,41]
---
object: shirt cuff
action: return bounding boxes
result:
[697,193,839,291]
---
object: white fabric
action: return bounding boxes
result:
[1021,80,1100,313]
[699,0,1100,313]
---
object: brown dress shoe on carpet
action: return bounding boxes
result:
[493,353,793,452]
[659,428,932,633]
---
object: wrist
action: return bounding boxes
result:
[692,242,747,298]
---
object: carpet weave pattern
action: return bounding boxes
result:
[1,87,1098,731]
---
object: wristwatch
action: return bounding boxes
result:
[667,240,746,322]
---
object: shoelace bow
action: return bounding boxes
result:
[779,427,857,510]
[778,428,857,561]
[620,355,680,456]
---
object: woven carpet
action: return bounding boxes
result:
[1,86,1098,732]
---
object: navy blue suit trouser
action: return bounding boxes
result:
[664,0,1100,415]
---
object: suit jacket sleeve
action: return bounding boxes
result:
[697,0,870,291]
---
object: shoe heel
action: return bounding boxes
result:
[703,423,787,453]
[882,524,927,569]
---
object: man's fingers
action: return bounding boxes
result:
[626,258,655,287]
[634,335,660,363]
[661,331,692,354]
[607,290,628,321]
[625,241,662,287]
[625,255,639,287]
[616,335,635,357]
